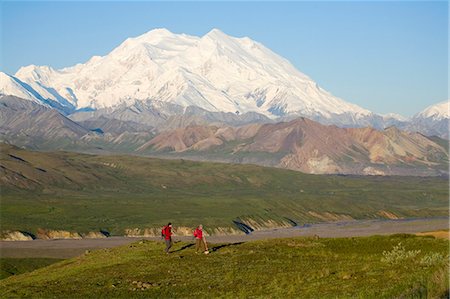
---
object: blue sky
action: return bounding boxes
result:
[1,1,447,116]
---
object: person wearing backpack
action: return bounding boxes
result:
[193,224,209,254]
[161,223,173,254]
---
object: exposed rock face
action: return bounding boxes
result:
[237,218,294,231]
[1,231,34,241]
[1,229,111,240]
[363,167,386,176]
[377,211,401,220]
[36,229,82,240]
[124,228,160,237]
[83,231,109,239]
[173,227,197,237]
[211,227,245,236]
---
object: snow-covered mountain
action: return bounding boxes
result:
[414,101,449,121]
[0,72,43,105]
[0,72,76,114]
[382,113,408,122]
[4,28,375,125]
[405,101,449,139]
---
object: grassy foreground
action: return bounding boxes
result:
[1,144,448,235]
[0,235,448,298]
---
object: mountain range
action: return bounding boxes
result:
[0,28,448,175]
[140,119,449,176]
[1,95,447,176]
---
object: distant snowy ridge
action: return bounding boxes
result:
[7,28,373,124]
[414,101,449,121]
[402,100,449,139]
[382,113,408,122]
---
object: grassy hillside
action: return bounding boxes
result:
[1,143,448,235]
[0,258,63,280]
[0,235,448,298]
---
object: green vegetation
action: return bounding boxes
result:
[0,235,448,298]
[1,144,448,235]
[0,258,63,280]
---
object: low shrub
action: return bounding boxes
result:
[381,242,421,264]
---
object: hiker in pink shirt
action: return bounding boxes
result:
[193,224,209,254]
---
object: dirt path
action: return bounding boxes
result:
[1,217,448,258]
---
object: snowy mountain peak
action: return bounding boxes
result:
[7,28,377,125]
[143,27,173,36]
[16,65,56,81]
[132,28,180,44]
[415,100,449,120]
[204,28,230,40]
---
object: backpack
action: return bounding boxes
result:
[161,226,166,237]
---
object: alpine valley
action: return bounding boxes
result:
[0,28,448,176]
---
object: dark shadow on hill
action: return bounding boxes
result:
[20,231,36,240]
[232,220,254,234]
[210,242,244,252]
[100,230,110,237]
[9,154,29,163]
[171,243,194,253]
[284,217,298,226]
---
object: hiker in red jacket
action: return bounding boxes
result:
[193,224,209,254]
[161,223,173,254]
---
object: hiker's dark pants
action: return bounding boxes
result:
[165,238,172,253]
[195,238,204,252]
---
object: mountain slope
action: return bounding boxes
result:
[0,72,42,104]
[0,72,76,114]
[139,119,449,176]
[11,28,374,126]
[0,95,92,149]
